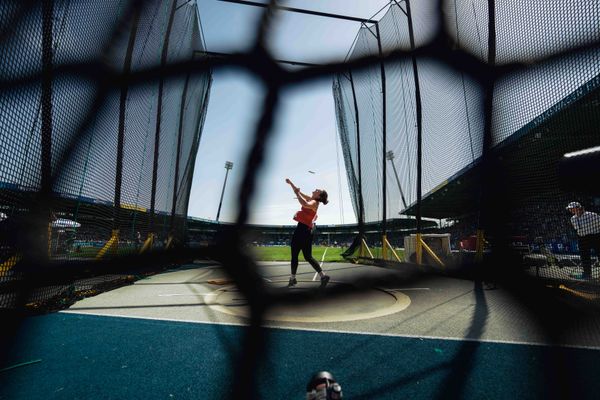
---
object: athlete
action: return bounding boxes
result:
[285,178,330,288]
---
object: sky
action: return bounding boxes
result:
[187,0,600,227]
[187,0,391,225]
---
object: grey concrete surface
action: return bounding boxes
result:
[63,261,600,349]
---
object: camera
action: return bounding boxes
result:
[306,371,343,400]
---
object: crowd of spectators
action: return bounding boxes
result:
[4,195,599,260]
[438,197,600,255]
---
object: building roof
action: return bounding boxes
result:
[403,74,600,219]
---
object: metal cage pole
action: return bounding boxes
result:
[167,68,192,248]
[348,71,365,235]
[145,0,178,253]
[348,70,373,259]
[217,0,377,24]
[405,0,425,263]
[181,74,213,243]
[475,0,496,263]
[40,0,54,260]
[97,9,141,260]
[375,23,389,259]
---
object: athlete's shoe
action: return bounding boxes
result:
[288,277,297,287]
[320,275,330,288]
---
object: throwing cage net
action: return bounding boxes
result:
[0,0,211,309]
[334,1,600,281]
[1,0,600,399]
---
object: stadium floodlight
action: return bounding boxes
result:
[386,151,408,210]
[216,161,234,222]
[559,146,600,194]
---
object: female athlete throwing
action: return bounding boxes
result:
[285,178,330,288]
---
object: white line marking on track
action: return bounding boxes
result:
[387,288,431,291]
[158,293,217,297]
[313,247,329,281]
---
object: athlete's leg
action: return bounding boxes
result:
[290,229,302,275]
[301,232,329,287]
[301,239,322,274]
[289,225,304,286]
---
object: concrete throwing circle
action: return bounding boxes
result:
[204,280,411,323]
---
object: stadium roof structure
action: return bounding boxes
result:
[187,217,437,235]
[0,187,437,236]
[402,73,600,219]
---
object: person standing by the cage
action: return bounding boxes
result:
[566,201,600,280]
[285,178,330,288]
[135,231,142,249]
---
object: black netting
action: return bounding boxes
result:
[0,0,211,306]
[334,0,600,282]
[1,0,600,399]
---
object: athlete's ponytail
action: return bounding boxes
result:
[319,190,329,205]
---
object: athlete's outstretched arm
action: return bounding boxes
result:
[286,178,317,209]
[297,190,312,202]
[285,178,300,193]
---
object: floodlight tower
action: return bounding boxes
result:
[216,161,233,222]
[386,151,407,210]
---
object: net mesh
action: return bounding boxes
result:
[0,0,211,307]
[334,0,600,278]
[1,0,600,398]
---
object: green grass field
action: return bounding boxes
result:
[65,245,405,263]
[67,245,348,262]
[249,246,405,262]
[249,246,348,262]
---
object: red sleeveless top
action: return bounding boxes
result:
[293,206,317,229]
